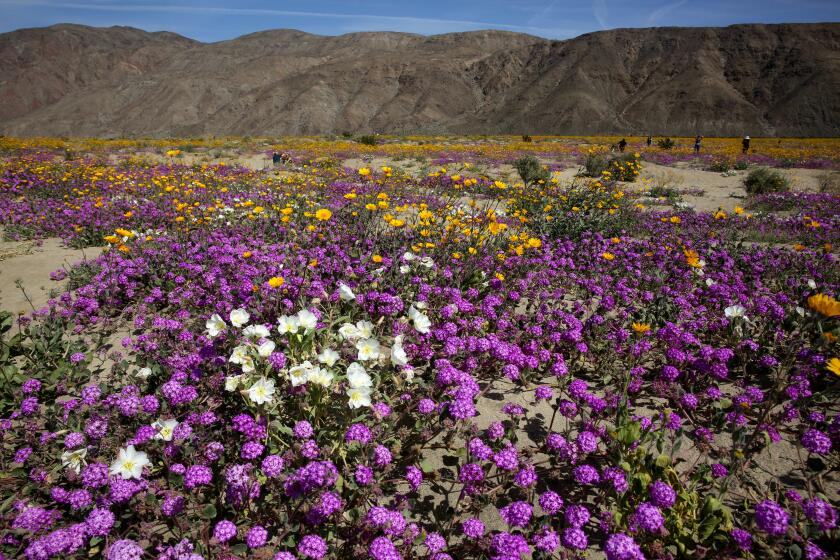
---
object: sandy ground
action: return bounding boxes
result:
[0,236,102,314]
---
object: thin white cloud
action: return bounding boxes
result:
[647,0,689,25]
[0,0,573,37]
[592,0,609,29]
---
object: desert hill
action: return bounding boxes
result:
[1,22,838,136]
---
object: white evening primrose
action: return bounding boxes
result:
[399,265,410,274]
[355,320,375,339]
[346,362,372,388]
[317,348,340,367]
[355,338,381,361]
[243,324,271,340]
[346,386,372,409]
[110,445,150,480]
[229,308,250,328]
[206,313,227,337]
[705,278,716,287]
[402,251,416,261]
[807,279,817,290]
[419,256,435,268]
[239,355,256,374]
[724,305,747,319]
[408,306,431,334]
[277,315,299,335]
[391,335,408,366]
[225,375,243,391]
[136,367,152,380]
[339,322,360,341]
[308,367,335,387]
[257,340,276,358]
[288,361,314,387]
[338,283,356,301]
[246,377,275,405]
[229,345,250,365]
[296,309,318,333]
[152,419,178,442]
[61,448,88,474]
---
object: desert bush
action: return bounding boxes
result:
[583,153,608,178]
[817,171,840,195]
[357,134,378,146]
[743,167,790,195]
[521,134,532,142]
[708,158,732,172]
[606,153,642,182]
[514,155,551,185]
[734,159,749,170]
[657,137,676,149]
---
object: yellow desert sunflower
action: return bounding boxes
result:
[808,293,840,318]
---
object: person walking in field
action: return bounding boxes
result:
[646,135,652,147]
[618,138,627,152]
[742,135,750,154]
[694,135,702,155]
[272,152,281,166]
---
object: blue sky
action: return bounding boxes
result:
[1,0,838,41]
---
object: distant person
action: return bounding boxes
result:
[694,135,702,155]
[618,138,627,152]
[272,152,281,166]
[742,135,750,154]
[646,135,652,147]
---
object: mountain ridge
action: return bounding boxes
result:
[1,22,838,136]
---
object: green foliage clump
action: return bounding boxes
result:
[657,138,676,150]
[743,167,790,195]
[521,134,533,142]
[356,135,378,146]
[514,155,551,186]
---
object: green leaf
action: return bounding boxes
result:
[419,460,435,473]
[655,454,671,468]
[200,504,217,519]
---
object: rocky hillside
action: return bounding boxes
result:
[1,23,838,136]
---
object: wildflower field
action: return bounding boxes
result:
[0,136,838,560]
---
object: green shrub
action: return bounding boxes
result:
[514,155,550,186]
[743,167,790,194]
[583,153,608,178]
[657,138,675,150]
[818,171,840,195]
[607,153,642,182]
[708,158,731,172]
[521,134,533,142]
[734,159,749,170]
[357,135,378,146]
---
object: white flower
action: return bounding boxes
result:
[724,305,747,319]
[705,278,716,287]
[239,355,255,374]
[246,377,275,405]
[61,448,88,474]
[206,313,227,337]
[419,257,435,268]
[399,265,410,274]
[152,419,178,441]
[243,324,270,340]
[224,375,243,391]
[403,366,415,382]
[308,367,335,387]
[795,306,806,317]
[229,345,250,365]
[807,279,817,290]
[277,315,299,335]
[347,362,372,388]
[346,386,372,409]
[317,348,340,367]
[408,306,431,334]
[339,322,360,341]
[391,335,408,366]
[355,338,381,361]
[297,309,318,332]
[402,251,416,261]
[229,308,250,328]
[136,367,152,379]
[355,321,374,339]
[288,361,314,386]
[257,340,276,358]
[110,445,150,480]
[338,283,356,301]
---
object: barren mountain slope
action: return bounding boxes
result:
[1,23,837,136]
